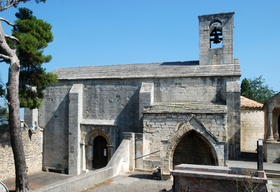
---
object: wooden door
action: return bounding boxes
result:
[93,136,108,168]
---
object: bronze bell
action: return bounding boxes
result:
[213,28,221,44]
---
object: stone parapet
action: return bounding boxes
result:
[171,164,267,192]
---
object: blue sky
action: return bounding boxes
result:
[0,0,280,118]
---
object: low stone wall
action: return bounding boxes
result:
[33,139,131,192]
[0,126,43,181]
[264,142,280,163]
[171,164,267,192]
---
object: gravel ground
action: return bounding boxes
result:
[82,171,173,192]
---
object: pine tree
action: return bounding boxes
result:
[7,7,57,109]
[0,1,48,191]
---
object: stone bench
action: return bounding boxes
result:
[45,166,65,174]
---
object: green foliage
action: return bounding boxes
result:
[241,78,252,99]
[0,105,9,126]
[7,7,57,109]
[0,79,5,97]
[17,0,46,4]
[241,76,277,104]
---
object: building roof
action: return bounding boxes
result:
[240,96,263,110]
[52,60,241,80]
[264,91,280,105]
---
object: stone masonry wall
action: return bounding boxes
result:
[38,75,236,170]
[39,85,71,169]
[0,126,42,181]
[82,79,141,144]
[143,113,226,159]
[154,77,227,104]
[241,109,264,151]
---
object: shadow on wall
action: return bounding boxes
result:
[208,77,226,105]
[228,130,240,158]
[115,89,140,145]
[43,93,69,169]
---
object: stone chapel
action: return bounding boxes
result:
[24,12,241,177]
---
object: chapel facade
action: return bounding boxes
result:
[25,12,241,176]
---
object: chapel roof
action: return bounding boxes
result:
[240,96,263,110]
[52,60,241,80]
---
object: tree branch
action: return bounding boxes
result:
[0,17,16,27]
[0,53,10,61]
[0,59,7,63]
[5,34,19,42]
[0,0,20,12]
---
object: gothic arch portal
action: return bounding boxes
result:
[173,130,217,167]
[161,116,226,175]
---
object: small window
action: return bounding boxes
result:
[209,20,222,48]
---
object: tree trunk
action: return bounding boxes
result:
[0,21,30,192]
[8,60,30,192]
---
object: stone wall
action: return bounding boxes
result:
[0,126,43,181]
[241,109,264,151]
[81,79,142,142]
[38,74,240,172]
[143,112,227,159]
[154,77,227,104]
[39,85,71,170]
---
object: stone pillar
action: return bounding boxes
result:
[85,144,93,169]
[226,80,241,157]
[123,132,135,171]
[139,82,154,132]
[106,144,114,160]
[267,106,274,142]
[160,139,170,180]
[24,108,38,129]
[80,142,86,172]
[135,133,143,169]
[68,84,83,175]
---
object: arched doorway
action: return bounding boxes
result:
[173,130,216,167]
[93,136,108,169]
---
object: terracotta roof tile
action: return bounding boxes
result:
[240,96,263,109]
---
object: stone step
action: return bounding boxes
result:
[265,169,280,178]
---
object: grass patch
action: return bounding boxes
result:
[95,182,105,186]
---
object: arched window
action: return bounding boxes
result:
[209,20,222,48]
